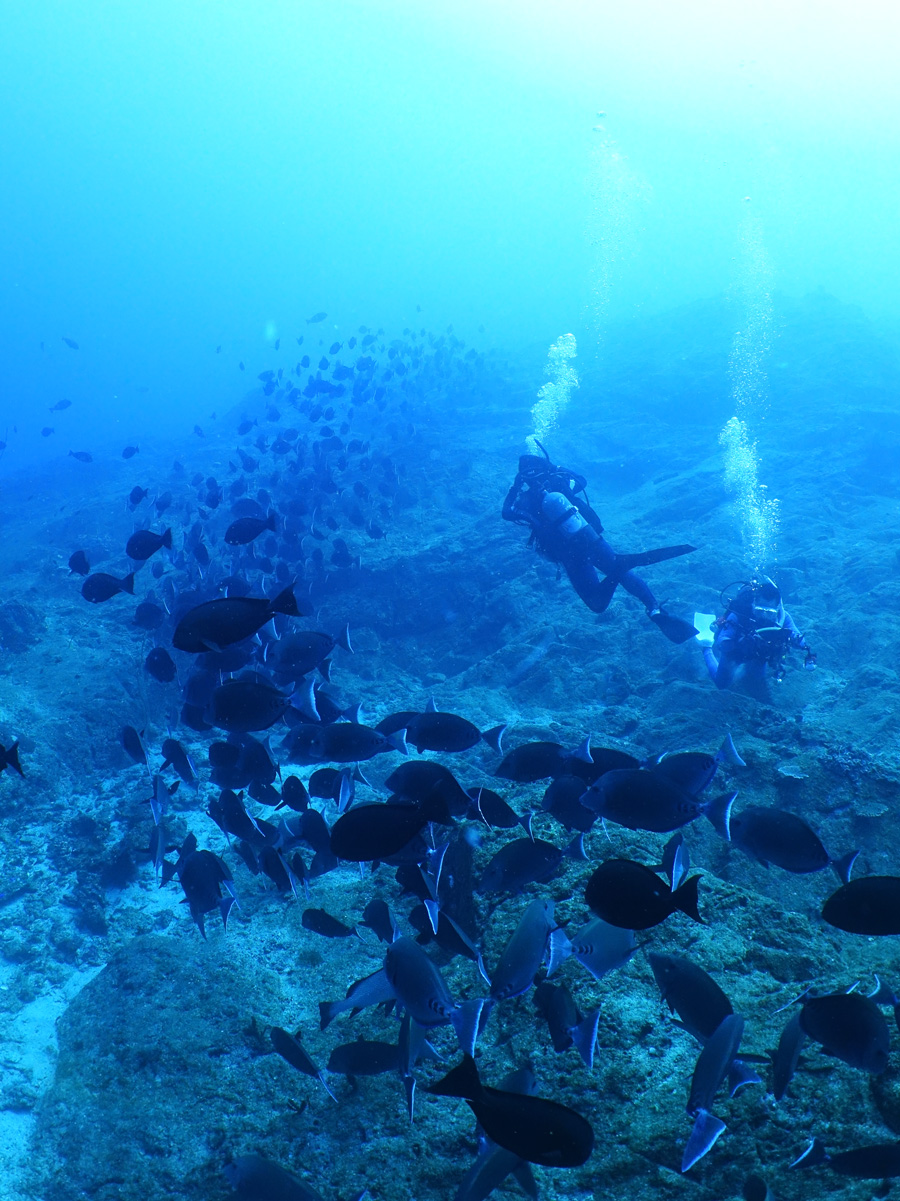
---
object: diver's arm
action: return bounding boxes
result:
[502,476,534,526]
[783,609,816,666]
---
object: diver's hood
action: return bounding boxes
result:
[518,453,550,478]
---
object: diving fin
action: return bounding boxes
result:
[649,610,700,644]
[615,543,697,571]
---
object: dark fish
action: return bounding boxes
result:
[160,738,197,788]
[285,722,405,766]
[268,1027,334,1100]
[0,741,24,779]
[720,805,855,881]
[581,770,734,834]
[129,486,148,506]
[208,678,291,733]
[533,980,599,1066]
[384,936,461,1029]
[743,1174,774,1201]
[133,601,165,631]
[792,1137,900,1178]
[385,760,470,817]
[479,837,577,894]
[269,628,352,682]
[427,1055,594,1168]
[68,450,92,463]
[144,647,177,683]
[799,992,890,1073]
[772,1010,805,1101]
[224,514,277,546]
[306,312,327,324]
[467,786,522,830]
[162,833,235,938]
[62,337,79,349]
[41,427,54,437]
[541,775,596,832]
[489,899,555,1002]
[330,796,450,861]
[329,341,342,354]
[302,908,356,938]
[651,734,744,794]
[495,741,568,783]
[208,789,267,845]
[49,399,71,411]
[822,876,900,935]
[404,710,505,754]
[280,775,310,811]
[121,725,147,766]
[223,1153,331,1201]
[682,1014,745,1171]
[68,550,90,575]
[584,859,702,930]
[360,899,398,944]
[172,586,305,652]
[126,528,172,561]
[82,571,135,603]
[327,1039,400,1076]
[648,953,732,1040]
[409,905,485,976]
[121,445,139,459]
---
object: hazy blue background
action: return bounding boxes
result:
[1,0,898,463]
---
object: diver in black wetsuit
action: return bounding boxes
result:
[502,447,698,643]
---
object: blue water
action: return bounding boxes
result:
[1,4,900,1200]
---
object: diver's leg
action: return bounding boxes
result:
[564,559,619,613]
[588,535,658,610]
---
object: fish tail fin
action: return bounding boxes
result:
[388,729,408,756]
[571,1008,600,1070]
[319,1000,340,1031]
[481,723,506,753]
[674,874,703,923]
[162,528,173,549]
[546,926,573,978]
[705,791,736,841]
[791,1137,829,1170]
[832,849,859,886]
[717,732,746,768]
[271,585,301,617]
[681,1108,726,1172]
[337,623,353,653]
[6,742,24,778]
[121,572,136,594]
[426,1052,483,1100]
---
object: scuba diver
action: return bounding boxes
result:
[501,444,699,643]
[696,576,816,696]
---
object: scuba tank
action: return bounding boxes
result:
[541,492,588,538]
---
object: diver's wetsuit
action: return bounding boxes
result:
[502,467,654,612]
[703,584,811,691]
[502,454,697,642]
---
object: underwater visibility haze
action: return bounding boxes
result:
[2,2,900,1199]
